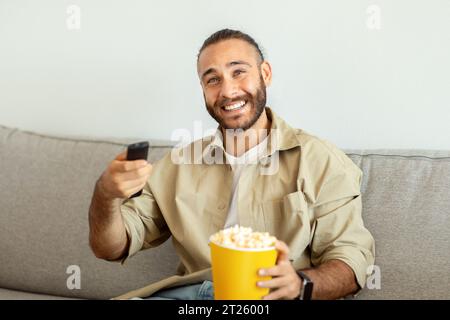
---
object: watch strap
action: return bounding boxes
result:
[296,270,313,300]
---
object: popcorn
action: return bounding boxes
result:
[210,225,277,249]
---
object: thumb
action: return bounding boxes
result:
[275,240,290,263]
[115,151,127,161]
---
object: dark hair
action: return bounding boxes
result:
[197,29,264,63]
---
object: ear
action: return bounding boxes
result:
[260,61,272,87]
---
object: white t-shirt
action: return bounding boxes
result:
[223,137,268,229]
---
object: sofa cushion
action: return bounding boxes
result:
[346,150,450,299]
[0,287,80,300]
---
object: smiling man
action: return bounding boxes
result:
[88,29,375,300]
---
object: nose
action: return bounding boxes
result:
[219,78,239,99]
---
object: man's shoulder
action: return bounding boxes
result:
[295,129,357,171]
[148,139,201,186]
[152,136,213,167]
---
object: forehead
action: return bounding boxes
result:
[197,38,259,73]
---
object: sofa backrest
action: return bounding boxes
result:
[346,150,450,299]
[1,125,449,299]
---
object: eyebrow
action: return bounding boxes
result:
[201,60,252,80]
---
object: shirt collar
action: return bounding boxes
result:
[202,106,301,162]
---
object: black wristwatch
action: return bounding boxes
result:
[296,270,313,300]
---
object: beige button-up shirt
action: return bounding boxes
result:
[115,107,375,299]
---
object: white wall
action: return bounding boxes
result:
[0,0,449,149]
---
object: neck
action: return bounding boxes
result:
[221,109,271,157]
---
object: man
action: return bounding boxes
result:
[88,29,375,300]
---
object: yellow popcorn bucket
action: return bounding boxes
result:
[209,240,277,300]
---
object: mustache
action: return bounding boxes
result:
[214,94,252,109]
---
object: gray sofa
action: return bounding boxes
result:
[1,124,449,300]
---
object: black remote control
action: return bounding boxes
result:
[126,141,149,198]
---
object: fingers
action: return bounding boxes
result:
[257,260,302,300]
[99,151,153,199]
[259,265,280,277]
[258,241,291,278]
[115,151,127,161]
[258,260,289,277]
[112,169,150,191]
[262,288,290,300]
[257,276,290,289]
[275,240,290,263]
[256,245,299,301]
[120,175,149,191]
[257,269,300,300]
[112,150,150,172]
[107,164,152,188]
[112,159,149,173]
[117,164,152,180]
[124,181,148,198]
[107,175,148,199]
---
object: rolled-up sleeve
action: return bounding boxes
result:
[307,142,375,289]
[120,181,171,263]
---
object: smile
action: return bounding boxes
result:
[222,100,247,111]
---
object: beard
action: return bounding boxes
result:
[205,75,267,131]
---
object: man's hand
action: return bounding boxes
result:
[257,241,360,300]
[98,151,153,200]
[257,240,301,300]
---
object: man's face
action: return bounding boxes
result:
[197,39,272,130]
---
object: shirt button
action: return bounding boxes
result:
[218,203,226,210]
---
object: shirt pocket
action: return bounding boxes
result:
[261,191,311,245]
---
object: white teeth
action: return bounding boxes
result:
[223,101,246,111]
